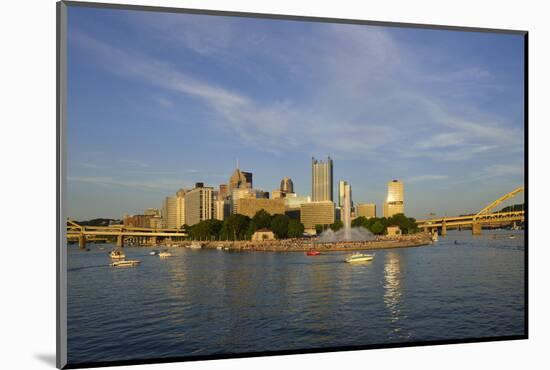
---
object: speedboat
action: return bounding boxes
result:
[109,249,126,259]
[111,260,140,267]
[345,253,374,263]
[306,251,321,256]
[149,250,159,256]
[158,250,172,258]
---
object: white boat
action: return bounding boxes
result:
[110,260,140,267]
[110,249,126,259]
[345,253,374,263]
[149,250,159,256]
[216,246,223,250]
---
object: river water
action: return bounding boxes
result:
[67,229,525,364]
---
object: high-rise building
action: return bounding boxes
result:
[143,208,160,217]
[228,168,253,192]
[231,188,269,214]
[214,199,231,221]
[184,183,214,226]
[312,156,333,202]
[280,177,294,193]
[218,184,229,199]
[338,180,353,208]
[300,201,335,233]
[284,193,311,209]
[162,192,186,229]
[162,196,177,229]
[235,198,285,218]
[271,190,286,199]
[383,180,404,217]
[356,203,376,219]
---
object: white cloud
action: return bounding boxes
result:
[68,176,191,192]
[71,23,523,163]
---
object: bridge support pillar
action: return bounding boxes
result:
[441,220,447,237]
[116,234,124,247]
[151,236,157,246]
[78,233,86,249]
[472,222,482,235]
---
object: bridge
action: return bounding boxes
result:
[416,186,525,236]
[66,220,187,249]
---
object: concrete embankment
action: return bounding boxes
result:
[201,233,432,252]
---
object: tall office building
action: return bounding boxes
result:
[356,203,376,219]
[280,177,294,193]
[162,196,177,229]
[214,199,231,221]
[184,183,214,226]
[162,191,186,229]
[312,156,333,202]
[383,180,404,217]
[228,168,253,192]
[338,180,353,208]
[231,188,269,214]
[300,201,335,233]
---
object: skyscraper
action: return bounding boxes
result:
[338,180,352,208]
[312,156,333,202]
[383,180,404,217]
[356,203,376,219]
[184,183,214,226]
[280,177,294,193]
[228,168,253,192]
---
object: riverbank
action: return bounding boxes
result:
[199,233,432,252]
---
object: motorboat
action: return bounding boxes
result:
[158,250,172,258]
[109,249,126,259]
[111,260,141,267]
[306,251,321,256]
[345,253,374,263]
[149,250,159,256]
[216,246,223,250]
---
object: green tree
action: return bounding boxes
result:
[221,214,251,240]
[287,219,305,238]
[270,214,290,239]
[371,220,385,235]
[245,221,258,240]
[330,220,344,231]
[351,216,367,228]
[252,209,272,230]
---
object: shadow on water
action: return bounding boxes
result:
[34,353,56,366]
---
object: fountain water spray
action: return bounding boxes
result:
[318,181,375,242]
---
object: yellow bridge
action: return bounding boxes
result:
[416,186,525,236]
[66,220,187,249]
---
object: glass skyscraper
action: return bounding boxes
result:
[311,157,333,202]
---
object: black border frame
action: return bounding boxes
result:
[56,1,529,369]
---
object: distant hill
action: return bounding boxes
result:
[499,203,524,213]
[76,218,122,226]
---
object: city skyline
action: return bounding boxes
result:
[66,8,525,220]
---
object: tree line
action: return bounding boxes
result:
[182,209,305,241]
[316,213,418,235]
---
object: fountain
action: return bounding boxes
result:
[317,181,374,242]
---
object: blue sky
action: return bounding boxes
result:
[66,6,525,220]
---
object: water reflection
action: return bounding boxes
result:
[383,251,404,324]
